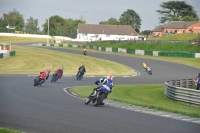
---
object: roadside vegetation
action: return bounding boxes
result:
[71,84,200,118]
[148,33,199,41]
[0,128,22,133]
[86,42,200,53]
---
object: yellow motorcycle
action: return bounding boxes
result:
[83,50,87,55]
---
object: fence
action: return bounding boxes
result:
[165,79,200,105]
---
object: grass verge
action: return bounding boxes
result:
[0,128,21,133]
[147,33,199,41]
[0,45,133,76]
[71,84,200,118]
[87,42,200,53]
[0,36,47,44]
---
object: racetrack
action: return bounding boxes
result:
[0,43,200,133]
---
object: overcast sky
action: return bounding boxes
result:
[0,0,199,31]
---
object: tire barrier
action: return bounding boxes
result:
[165,79,200,105]
[33,43,200,58]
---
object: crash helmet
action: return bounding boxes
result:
[46,69,50,73]
[107,75,113,81]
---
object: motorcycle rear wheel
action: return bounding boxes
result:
[94,93,106,106]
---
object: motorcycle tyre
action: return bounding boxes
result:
[85,98,92,105]
[94,93,106,107]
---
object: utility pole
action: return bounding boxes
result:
[48,18,49,35]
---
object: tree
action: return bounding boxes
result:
[24,16,39,34]
[140,30,151,35]
[0,9,24,32]
[119,9,141,33]
[156,1,199,23]
[99,18,120,25]
[42,15,86,37]
[43,15,66,36]
[2,9,24,31]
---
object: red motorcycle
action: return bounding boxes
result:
[51,70,62,82]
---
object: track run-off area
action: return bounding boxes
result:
[0,43,200,133]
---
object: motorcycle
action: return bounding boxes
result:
[76,70,84,80]
[34,77,45,86]
[146,67,152,75]
[85,85,110,106]
[51,71,62,82]
[83,51,87,55]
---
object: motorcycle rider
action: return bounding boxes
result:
[76,65,86,79]
[83,48,87,55]
[35,69,50,85]
[143,62,148,70]
[54,67,63,79]
[46,69,51,80]
[90,75,114,105]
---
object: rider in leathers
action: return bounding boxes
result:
[91,75,114,105]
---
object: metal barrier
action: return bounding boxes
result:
[165,79,200,105]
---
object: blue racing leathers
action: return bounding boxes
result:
[95,77,114,93]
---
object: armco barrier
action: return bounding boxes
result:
[35,43,200,58]
[10,51,15,56]
[144,50,153,56]
[112,48,118,52]
[3,52,10,58]
[106,47,112,52]
[158,52,195,58]
[59,44,63,47]
[101,47,106,51]
[165,79,200,105]
[127,49,135,54]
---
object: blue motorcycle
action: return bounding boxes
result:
[85,85,110,106]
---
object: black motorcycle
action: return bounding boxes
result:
[85,85,110,106]
[146,67,152,75]
[34,77,45,86]
[76,71,84,80]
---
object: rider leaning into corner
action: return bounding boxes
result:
[77,65,86,77]
[90,75,114,105]
[54,67,64,79]
[83,48,87,55]
[35,69,50,84]
[143,62,148,70]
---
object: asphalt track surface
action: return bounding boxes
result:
[0,43,200,133]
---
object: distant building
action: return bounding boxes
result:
[151,21,200,36]
[76,23,139,41]
[151,24,166,37]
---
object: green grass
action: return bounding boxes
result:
[0,36,47,44]
[0,45,133,76]
[0,128,21,133]
[148,33,199,40]
[71,84,200,118]
[87,42,200,53]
